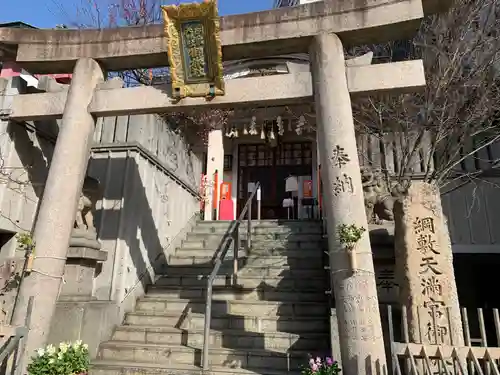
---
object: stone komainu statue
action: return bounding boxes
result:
[361,167,405,224]
[74,176,101,233]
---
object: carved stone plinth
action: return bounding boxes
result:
[49,227,114,360]
[69,228,101,250]
[60,230,107,302]
[394,181,463,346]
[48,300,119,359]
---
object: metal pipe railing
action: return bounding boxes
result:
[0,296,33,375]
[202,182,261,370]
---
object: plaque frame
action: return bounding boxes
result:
[162,1,225,99]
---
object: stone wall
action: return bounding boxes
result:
[0,77,57,325]
[0,77,202,349]
[46,118,202,356]
[88,144,201,313]
[0,78,55,252]
[93,114,200,189]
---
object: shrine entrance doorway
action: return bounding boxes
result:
[237,141,313,220]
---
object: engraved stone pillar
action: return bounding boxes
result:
[12,58,104,365]
[310,32,387,375]
[394,182,463,346]
[204,128,224,221]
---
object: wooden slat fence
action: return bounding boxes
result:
[356,132,500,176]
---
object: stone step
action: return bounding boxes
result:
[166,255,324,268]
[112,325,329,351]
[158,265,325,278]
[98,341,310,370]
[180,239,325,251]
[196,220,321,228]
[147,285,327,303]
[90,360,302,375]
[174,247,324,258]
[154,274,327,290]
[125,311,329,333]
[136,297,329,317]
[192,224,322,235]
[186,232,323,243]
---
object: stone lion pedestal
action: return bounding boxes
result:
[59,229,107,301]
[48,177,119,358]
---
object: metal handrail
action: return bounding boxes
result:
[0,296,33,375]
[201,182,261,370]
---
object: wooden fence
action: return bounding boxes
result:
[356,132,500,176]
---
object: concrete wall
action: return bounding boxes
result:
[0,77,203,330]
[0,78,55,259]
[93,114,200,189]
[442,177,500,253]
[46,113,202,354]
[89,117,202,313]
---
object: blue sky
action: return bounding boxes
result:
[0,0,274,29]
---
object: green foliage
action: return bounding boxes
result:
[337,224,366,249]
[16,232,35,250]
[27,341,89,375]
[301,356,342,375]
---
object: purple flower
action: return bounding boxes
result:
[326,357,333,366]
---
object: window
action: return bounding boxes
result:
[224,155,233,171]
[277,142,312,166]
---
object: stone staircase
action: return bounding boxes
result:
[91,220,331,375]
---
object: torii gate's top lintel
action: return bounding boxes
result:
[0,0,447,75]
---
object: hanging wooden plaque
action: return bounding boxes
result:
[162,1,225,99]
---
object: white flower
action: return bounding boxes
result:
[49,358,55,364]
[46,344,56,355]
[59,342,69,353]
[82,343,88,350]
[72,340,83,349]
[36,348,45,357]
[57,352,64,360]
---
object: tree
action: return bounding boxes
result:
[52,0,171,86]
[350,0,500,192]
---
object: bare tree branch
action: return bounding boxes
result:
[351,0,500,188]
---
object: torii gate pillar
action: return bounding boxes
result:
[311,32,387,375]
[12,58,104,366]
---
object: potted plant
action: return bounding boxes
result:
[27,340,89,375]
[301,356,341,375]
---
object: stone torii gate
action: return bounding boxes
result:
[0,0,445,374]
